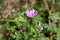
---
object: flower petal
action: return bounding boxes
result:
[25,9,38,18]
[39,25,43,30]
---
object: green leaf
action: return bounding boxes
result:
[49,12,60,20]
[57,36,60,40]
[30,27,36,34]
[18,15,27,22]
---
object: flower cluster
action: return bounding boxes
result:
[25,9,38,18]
[25,9,43,30]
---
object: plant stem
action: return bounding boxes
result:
[43,0,51,25]
[50,33,53,40]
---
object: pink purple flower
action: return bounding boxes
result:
[25,9,38,18]
[38,22,43,30]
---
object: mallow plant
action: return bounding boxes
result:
[6,9,45,40]
[6,9,57,40]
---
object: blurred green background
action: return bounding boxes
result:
[0,0,60,40]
